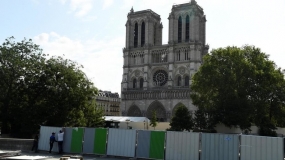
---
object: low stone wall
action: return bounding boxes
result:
[0,138,33,151]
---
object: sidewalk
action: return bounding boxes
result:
[1,150,130,160]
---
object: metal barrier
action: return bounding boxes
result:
[38,126,285,160]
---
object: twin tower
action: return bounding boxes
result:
[121,0,209,122]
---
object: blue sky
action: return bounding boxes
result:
[1,0,285,94]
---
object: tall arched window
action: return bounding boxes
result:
[141,22,145,47]
[177,51,181,61]
[140,78,144,88]
[133,55,136,64]
[178,16,182,43]
[185,76,189,86]
[177,76,181,86]
[134,23,138,47]
[133,79,137,88]
[186,15,190,41]
[154,23,156,45]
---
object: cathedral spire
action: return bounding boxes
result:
[130,7,134,13]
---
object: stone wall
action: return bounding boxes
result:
[0,138,33,151]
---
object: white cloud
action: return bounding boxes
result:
[102,0,114,10]
[34,32,124,94]
[62,0,93,17]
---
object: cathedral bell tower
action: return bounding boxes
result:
[121,1,209,122]
[125,7,163,49]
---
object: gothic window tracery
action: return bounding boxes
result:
[140,78,143,88]
[151,49,168,63]
[133,78,137,88]
[130,51,144,65]
[133,55,136,64]
[185,76,189,86]
[141,22,145,47]
[154,23,156,45]
[186,15,190,41]
[177,76,181,86]
[134,23,138,47]
[178,16,182,43]
[175,47,190,62]
[177,51,181,61]
[153,70,168,86]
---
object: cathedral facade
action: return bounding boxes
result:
[121,0,209,122]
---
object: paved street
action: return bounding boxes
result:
[1,151,131,160]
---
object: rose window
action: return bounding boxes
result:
[153,70,168,86]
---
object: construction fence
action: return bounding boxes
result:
[39,126,284,160]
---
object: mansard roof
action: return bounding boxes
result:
[97,90,120,98]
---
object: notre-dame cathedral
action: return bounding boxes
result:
[120,0,209,122]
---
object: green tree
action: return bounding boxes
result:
[84,99,105,127]
[191,46,285,135]
[0,37,45,135]
[0,37,102,137]
[149,110,157,130]
[169,105,194,131]
[193,108,216,132]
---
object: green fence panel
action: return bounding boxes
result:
[70,128,84,153]
[149,131,165,159]
[94,128,107,154]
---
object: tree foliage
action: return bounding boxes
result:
[169,105,194,131]
[149,110,157,130]
[190,46,285,135]
[193,108,215,132]
[0,37,103,137]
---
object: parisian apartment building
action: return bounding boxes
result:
[96,90,121,116]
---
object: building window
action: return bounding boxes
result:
[177,50,180,61]
[186,15,190,41]
[153,70,168,86]
[140,78,144,88]
[133,55,136,64]
[134,23,138,47]
[178,16,182,43]
[178,76,181,86]
[133,79,137,88]
[185,50,190,60]
[153,23,156,45]
[185,76,189,86]
[141,22,145,47]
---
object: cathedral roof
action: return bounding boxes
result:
[171,0,204,14]
[128,8,160,20]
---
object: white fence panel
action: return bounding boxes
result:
[106,128,136,157]
[165,131,199,160]
[38,126,62,152]
[201,133,239,160]
[240,135,284,160]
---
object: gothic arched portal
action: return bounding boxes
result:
[127,105,142,117]
[147,101,166,122]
